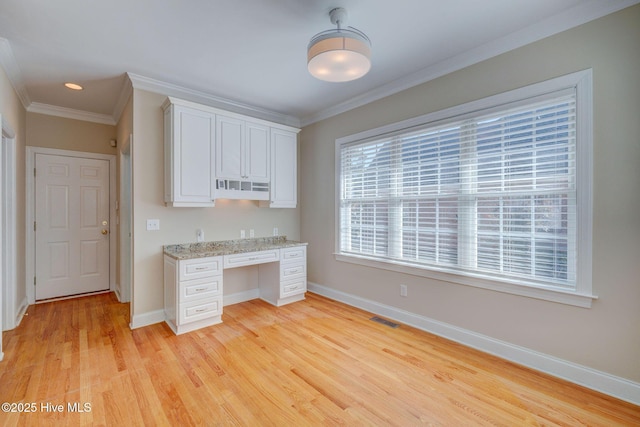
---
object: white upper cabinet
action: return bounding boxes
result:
[163,97,299,207]
[215,116,243,180]
[246,123,270,182]
[216,116,270,182]
[268,129,297,208]
[163,101,216,207]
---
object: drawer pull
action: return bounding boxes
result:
[194,287,207,292]
[248,257,257,261]
[195,267,208,271]
[289,254,298,257]
[195,308,208,313]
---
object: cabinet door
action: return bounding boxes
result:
[246,123,270,182]
[216,115,244,179]
[269,129,297,208]
[166,105,216,206]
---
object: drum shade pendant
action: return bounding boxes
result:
[307,8,371,82]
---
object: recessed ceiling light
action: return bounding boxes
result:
[64,82,83,90]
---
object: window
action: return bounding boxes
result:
[336,71,594,307]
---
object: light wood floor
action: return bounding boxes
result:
[1,292,638,426]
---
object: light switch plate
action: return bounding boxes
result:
[146,219,160,231]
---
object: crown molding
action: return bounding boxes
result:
[3,1,637,129]
[127,73,301,128]
[0,37,118,125]
[27,102,116,125]
[0,38,31,109]
[112,75,133,124]
[300,0,640,126]
[2,116,16,139]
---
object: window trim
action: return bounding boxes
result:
[335,70,596,308]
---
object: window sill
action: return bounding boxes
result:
[334,253,597,308]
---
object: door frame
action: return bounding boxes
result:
[26,147,116,304]
[0,114,9,361]
[118,134,132,303]
[2,116,18,331]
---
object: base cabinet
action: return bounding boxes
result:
[258,245,307,306]
[164,255,223,334]
[164,243,307,335]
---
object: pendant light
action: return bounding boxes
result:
[307,8,371,82]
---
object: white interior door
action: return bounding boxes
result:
[35,153,110,300]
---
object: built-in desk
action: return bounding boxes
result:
[163,237,307,335]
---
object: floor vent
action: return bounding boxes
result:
[370,316,399,328]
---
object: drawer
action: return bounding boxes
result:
[281,246,306,263]
[281,277,306,298]
[179,297,222,325]
[280,263,306,281]
[224,249,279,269]
[180,276,222,303]
[179,257,223,281]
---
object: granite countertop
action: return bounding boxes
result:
[163,236,307,260]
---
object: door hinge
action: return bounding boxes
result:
[34,167,36,177]
[34,221,36,231]
[34,277,36,286]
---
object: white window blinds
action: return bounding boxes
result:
[339,91,577,290]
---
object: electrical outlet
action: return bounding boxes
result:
[273,227,279,236]
[146,219,160,231]
[196,229,204,242]
[400,284,407,297]
[250,229,255,238]
[240,229,246,239]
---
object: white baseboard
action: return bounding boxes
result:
[224,289,260,306]
[0,350,3,362]
[130,309,165,329]
[15,297,28,328]
[308,281,640,406]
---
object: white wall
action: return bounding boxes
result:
[130,89,301,321]
[300,5,640,384]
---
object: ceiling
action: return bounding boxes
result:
[0,0,636,127]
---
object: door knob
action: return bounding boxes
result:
[101,229,109,235]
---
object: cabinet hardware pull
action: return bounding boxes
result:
[195,267,207,271]
[195,308,208,313]
[195,287,207,292]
